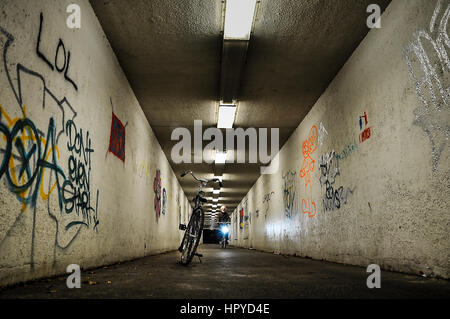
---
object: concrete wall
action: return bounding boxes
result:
[0,0,191,287]
[230,0,449,279]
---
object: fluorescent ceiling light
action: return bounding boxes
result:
[212,205,217,208]
[214,176,223,182]
[213,198,219,202]
[217,105,237,128]
[215,150,228,164]
[213,189,220,194]
[224,0,257,40]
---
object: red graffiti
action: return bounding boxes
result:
[108,112,125,161]
[239,208,244,229]
[300,125,318,218]
[359,127,371,143]
[358,111,371,143]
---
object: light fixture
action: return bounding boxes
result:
[215,150,228,164]
[213,189,220,194]
[214,176,223,182]
[212,204,217,208]
[224,0,257,40]
[213,198,219,202]
[217,104,237,128]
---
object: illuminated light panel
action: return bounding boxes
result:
[224,0,257,40]
[215,150,228,164]
[217,105,237,128]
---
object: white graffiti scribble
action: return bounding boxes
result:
[318,122,328,146]
[262,191,274,219]
[282,170,298,219]
[403,0,450,171]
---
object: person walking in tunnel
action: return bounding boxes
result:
[218,205,231,223]
[218,205,231,248]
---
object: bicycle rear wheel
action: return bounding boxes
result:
[180,207,204,265]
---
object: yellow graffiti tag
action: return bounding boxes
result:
[0,105,61,211]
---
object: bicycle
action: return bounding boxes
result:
[178,170,223,265]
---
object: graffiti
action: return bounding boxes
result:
[36,13,77,90]
[282,170,298,219]
[319,150,355,211]
[108,112,125,162]
[359,111,371,143]
[0,15,100,268]
[319,151,339,187]
[162,187,167,215]
[318,122,328,146]
[63,119,98,229]
[403,0,450,171]
[335,139,359,161]
[300,125,318,218]
[239,207,244,229]
[153,169,161,222]
[176,193,181,225]
[138,159,151,178]
[262,191,274,219]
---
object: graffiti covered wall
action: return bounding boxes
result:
[232,0,449,278]
[0,0,191,287]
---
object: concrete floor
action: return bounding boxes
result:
[0,245,449,299]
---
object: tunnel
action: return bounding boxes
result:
[0,0,449,314]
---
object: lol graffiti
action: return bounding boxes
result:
[282,170,298,219]
[0,14,100,268]
[153,169,162,222]
[319,150,355,211]
[300,125,318,218]
[36,12,78,91]
[403,0,450,172]
[359,111,371,143]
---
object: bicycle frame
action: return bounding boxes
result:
[178,170,222,265]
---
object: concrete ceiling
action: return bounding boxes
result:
[90,0,390,226]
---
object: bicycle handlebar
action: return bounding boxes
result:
[180,170,223,188]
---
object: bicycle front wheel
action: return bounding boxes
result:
[180,207,204,265]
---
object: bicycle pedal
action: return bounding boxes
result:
[179,224,186,230]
